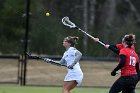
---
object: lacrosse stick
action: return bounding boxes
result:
[62,16,105,46]
[26,52,67,67]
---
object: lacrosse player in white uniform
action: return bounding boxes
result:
[59,36,83,93]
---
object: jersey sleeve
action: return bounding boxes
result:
[59,58,66,65]
[119,49,126,56]
[109,45,120,54]
[116,44,123,50]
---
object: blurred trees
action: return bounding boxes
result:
[0,0,140,57]
[0,0,25,53]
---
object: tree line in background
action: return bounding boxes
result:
[0,0,140,57]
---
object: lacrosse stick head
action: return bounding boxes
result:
[62,16,76,28]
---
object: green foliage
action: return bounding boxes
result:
[0,0,140,57]
[30,14,65,54]
[0,0,25,54]
[116,0,130,15]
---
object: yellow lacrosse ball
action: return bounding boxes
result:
[46,12,50,16]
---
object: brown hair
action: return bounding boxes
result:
[122,33,136,48]
[64,36,79,47]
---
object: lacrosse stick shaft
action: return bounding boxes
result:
[77,28,105,46]
[26,53,67,67]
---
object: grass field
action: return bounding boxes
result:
[0,59,140,93]
[0,86,140,93]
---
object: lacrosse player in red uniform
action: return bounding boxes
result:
[106,34,139,93]
[94,34,140,93]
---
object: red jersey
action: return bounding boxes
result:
[116,44,135,50]
[119,48,139,76]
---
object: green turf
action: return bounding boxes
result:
[0,86,140,93]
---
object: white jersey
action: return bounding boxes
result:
[61,47,83,85]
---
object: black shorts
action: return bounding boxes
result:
[109,74,139,93]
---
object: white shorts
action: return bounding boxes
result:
[64,71,83,86]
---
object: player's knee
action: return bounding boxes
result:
[62,88,69,93]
